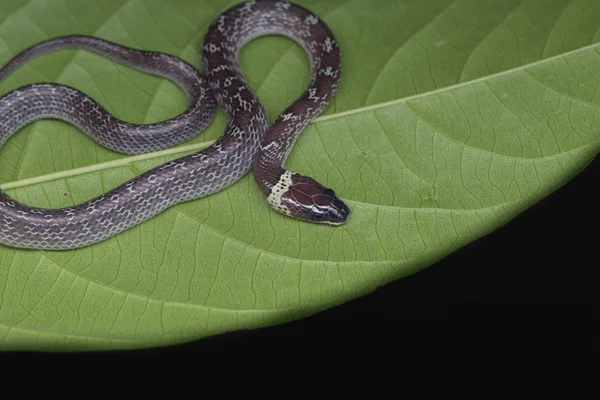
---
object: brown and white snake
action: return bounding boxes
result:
[0,0,349,250]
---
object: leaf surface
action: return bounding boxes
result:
[0,0,599,350]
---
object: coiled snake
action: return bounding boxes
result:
[0,0,349,250]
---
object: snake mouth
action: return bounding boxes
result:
[326,220,347,226]
[325,198,350,225]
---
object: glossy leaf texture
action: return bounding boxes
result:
[1,0,599,350]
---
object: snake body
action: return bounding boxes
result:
[0,0,349,250]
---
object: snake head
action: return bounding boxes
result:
[267,171,350,225]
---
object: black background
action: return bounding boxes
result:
[1,154,595,393]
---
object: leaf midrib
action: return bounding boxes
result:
[2,41,599,191]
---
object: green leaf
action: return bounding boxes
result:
[0,0,599,351]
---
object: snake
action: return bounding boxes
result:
[0,0,349,250]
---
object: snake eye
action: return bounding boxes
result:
[323,188,335,197]
[313,213,324,220]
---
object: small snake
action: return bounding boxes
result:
[0,0,349,250]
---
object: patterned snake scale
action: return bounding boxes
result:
[0,0,349,250]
